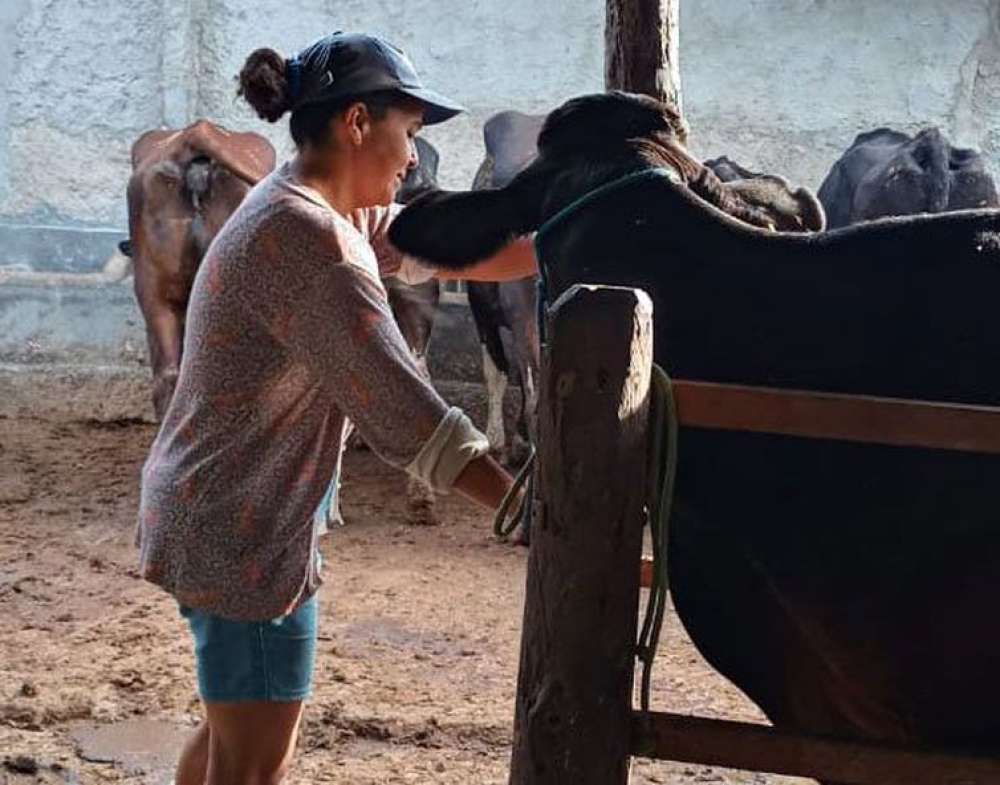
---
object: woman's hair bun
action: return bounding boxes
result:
[237,48,291,122]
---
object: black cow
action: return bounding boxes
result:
[389,91,1000,754]
[818,127,999,229]
[467,111,545,464]
[467,116,825,464]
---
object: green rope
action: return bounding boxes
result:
[493,446,535,539]
[637,363,679,712]
[492,363,675,709]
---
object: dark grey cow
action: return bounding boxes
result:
[389,90,1000,757]
[467,111,545,463]
[818,127,999,229]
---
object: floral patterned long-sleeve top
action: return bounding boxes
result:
[137,162,487,621]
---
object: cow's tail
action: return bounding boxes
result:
[914,128,950,213]
[184,156,213,213]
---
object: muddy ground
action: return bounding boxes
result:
[0,415,806,785]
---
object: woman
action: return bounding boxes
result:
[137,31,536,785]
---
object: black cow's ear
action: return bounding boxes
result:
[389,165,548,270]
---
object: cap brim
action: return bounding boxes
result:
[399,86,465,125]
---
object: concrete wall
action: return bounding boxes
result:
[5,0,1000,269]
[4,0,1000,419]
[0,0,605,272]
[681,0,1000,190]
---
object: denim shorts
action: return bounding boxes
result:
[179,595,318,703]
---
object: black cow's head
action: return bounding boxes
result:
[389,91,780,270]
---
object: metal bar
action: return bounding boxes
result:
[631,712,1000,785]
[672,380,1000,454]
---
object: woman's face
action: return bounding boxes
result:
[356,102,425,207]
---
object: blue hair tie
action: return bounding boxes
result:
[286,58,303,106]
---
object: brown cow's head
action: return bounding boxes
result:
[389,91,780,270]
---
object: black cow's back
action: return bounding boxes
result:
[818,128,999,228]
[537,173,1000,746]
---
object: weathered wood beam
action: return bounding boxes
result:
[672,380,1000,454]
[605,0,682,117]
[632,711,1000,785]
[508,285,653,785]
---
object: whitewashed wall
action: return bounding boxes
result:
[3,0,1000,405]
[3,0,1000,271]
[681,0,1000,190]
[0,0,605,269]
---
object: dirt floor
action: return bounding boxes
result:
[0,415,807,785]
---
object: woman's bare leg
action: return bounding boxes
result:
[204,700,305,785]
[176,721,210,785]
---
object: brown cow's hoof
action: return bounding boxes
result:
[406,497,439,527]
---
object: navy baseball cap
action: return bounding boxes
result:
[286,32,464,125]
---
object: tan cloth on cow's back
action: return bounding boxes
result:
[137,162,484,621]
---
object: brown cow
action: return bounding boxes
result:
[124,120,276,419]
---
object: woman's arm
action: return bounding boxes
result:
[434,236,538,283]
[369,205,538,284]
[450,452,516,509]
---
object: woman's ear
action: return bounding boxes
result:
[342,102,368,146]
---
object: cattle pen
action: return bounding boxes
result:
[507,282,1000,785]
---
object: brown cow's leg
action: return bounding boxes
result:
[146,305,185,420]
[134,262,186,421]
[405,352,439,526]
[129,161,201,422]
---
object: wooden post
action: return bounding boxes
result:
[509,285,653,785]
[605,0,683,119]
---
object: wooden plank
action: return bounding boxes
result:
[509,285,653,785]
[673,380,1000,454]
[631,712,1000,785]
